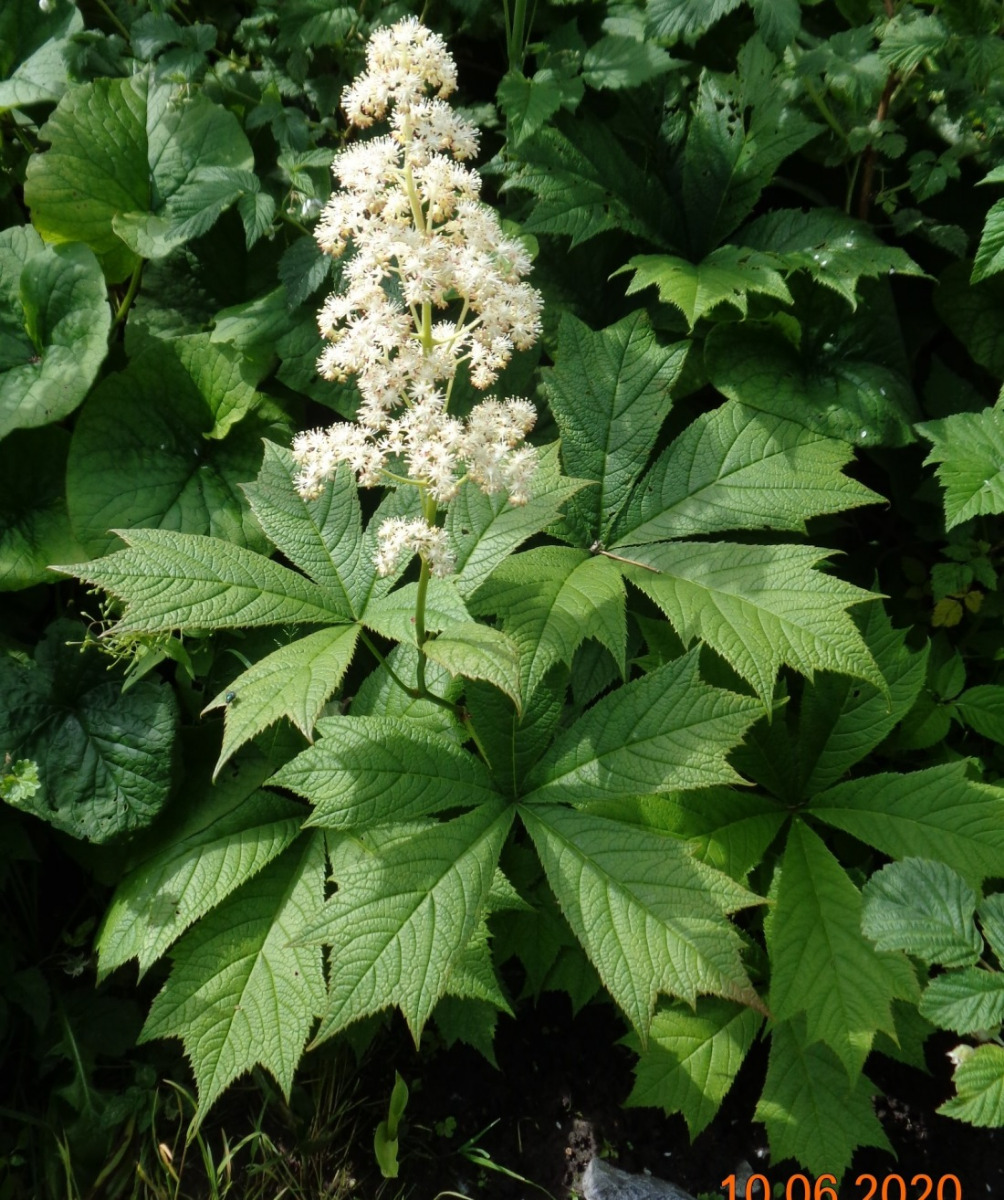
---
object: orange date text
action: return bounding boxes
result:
[721,1173,963,1200]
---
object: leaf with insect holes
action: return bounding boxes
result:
[301,802,513,1045]
[203,624,360,777]
[272,714,499,829]
[141,833,327,1120]
[520,804,763,1040]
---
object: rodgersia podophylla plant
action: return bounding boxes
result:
[292,18,543,582]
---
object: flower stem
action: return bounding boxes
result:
[111,261,144,334]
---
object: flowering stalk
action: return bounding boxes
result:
[292,18,543,715]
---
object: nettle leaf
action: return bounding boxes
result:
[939,1044,1004,1126]
[301,802,513,1044]
[25,72,255,280]
[916,405,1004,529]
[740,209,926,308]
[523,651,760,804]
[0,619,177,843]
[500,117,674,250]
[625,998,763,1137]
[520,804,762,1040]
[618,541,882,704]
[422,622,522,709]
[545,312,687,544]
[97,785,305,979]
[920,969,1004,1035]
[681,64,821,255]
[0,426,83,590]
[611,400,880,545]
[242,443,365,619]
[767,821,902,1077]
[203,625,359,777]
[141,834,326,1119]
[796,602,928,796]
[705,320,917,449]
[66,337,280,556]
[0,228,111,439]
[272,714,497,829]
[581,35,678,90]
[756,1017,892,1180]
[448,444,587,599]
[646,0,743,43]
[471,547,625,705]
[861,859,982,968]
[616,247,792,330]
[810,762,1004,888]
[59,528,351,636]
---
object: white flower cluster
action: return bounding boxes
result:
[292,17,544,578]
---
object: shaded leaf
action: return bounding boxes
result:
[916,405,1004,529]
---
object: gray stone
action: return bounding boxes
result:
[580,1157,697,1200]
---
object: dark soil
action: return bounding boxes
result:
[380,993,1004,1200]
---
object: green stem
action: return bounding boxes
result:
[111,260,144,332]
[461,712,492,768]
[94,0,131,41]
[800,73,850,148]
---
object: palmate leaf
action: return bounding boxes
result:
[756,1017,892,1180]
[544,311,688,545]
[611,400,880,545]
[141,834,327,1120]
[796,600,928,796]
[464,676,564,799]
[939,1044,1004,1126]
[615,247,792,330]
[625,998,763,1137]
[920,969,1004,1035]
[362,579,470,645]
[57,528,351,635]
[861,859,983,968]
[916,405,1004,529]
[97,783,305,979]
[272,714,498,829]
[447,444,587,599]
[523,650,761,804]
[809,762,1004,888]
[25,72,255,281]
[520,805,763,1040]
[740,208,926,308]
[299,802,513,1045]
[471,547,625,705]
[203,625,360,777]
[352,643,461,735]
[767,821,905,1077]
[616,541,883,703]
[422,622,522,709]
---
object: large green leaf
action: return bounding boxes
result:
[619,541,882,703]
[796,601,928,796]
[520,804,762,1039]
[362,579,471,645]
[810,762,1004,888]
[448,444,587,599]
[705,320,917,449]
[939,1044,1004,1126]
[740,208,926,308]
[57,528,351,635]
[544,311,687,545]
[920,968,1004,1034]
[25,72,254,281]
[300,802,513,1044]
[611,400,880,545]
[646,0,743,44]
[0,426,83,589]
[66,336,280,556]
[271,714,498,828]
[523,651,760,804]
[242,442,365,618]
[471,547,625,704]
[0,0,81,108]
[203,625,360,777]
[916,405,1004,529]
[464,676,564,799]
[756,1017,892,1179]
[625,999,763,1136]
[352,643,461,736]
[496,70,568,146]
[933,262,1004,379]
[955,685,1004,742]
[422,622,522,709]
[581,34,678,90]
[861,859,983,968]
[767,821,903,1077]
[141,834,327,1118]
[0,619,177,842]
[616,247,792,330]
[97,785,305,978]
[973,197,1004,283]
[0,229,110,439]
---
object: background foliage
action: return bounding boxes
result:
[3,0,1004,1194]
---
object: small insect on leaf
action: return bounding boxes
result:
[225,690,237,704]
